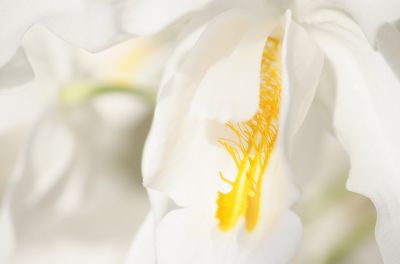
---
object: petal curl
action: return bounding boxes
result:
[310,11,400,263]
[0,0,124,89]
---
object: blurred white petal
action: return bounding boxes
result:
[280,15,324,158]
[0,0,132,89]
[190,10,275,122]
[120,0,212,36]
[0,49,33,89]
[376,23,400,80]
[0,20,172,263]
[1,95,152,263]
[338,0,400,46]
[310,11,400,263]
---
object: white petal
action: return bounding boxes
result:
[120,0,212,36]
[190,12,276,122]
[290,78,350,186]
[376,23,400,80]
[156,207,301,264]
[310,12,400,263]
[338,0,400,46]
[156,208,216,264]
[244,211,302,263]
[124,213,156,264]
[0,202,15,262]
[0,0,125,89]
[295,0,400,46]
[124,189,176,264]
[0,49,33,89]
[280,13,324,154]
[1,95,151,263]
[144,5,318,246]
[143,9,275,206]
[144,10,309,264]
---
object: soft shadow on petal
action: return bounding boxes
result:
[1,95,151,263]
[338,0,400,46]
[280,13,324,154]
[190,12,276,122]
[120,0,212,36]
[143,9,277,206]
[0,0,127,89]
[156,207,301,264]
[376,23,400,81]
[310,13,400,263]
[124,213,156,264]
[124,189,177,264]
[0,49,33,89]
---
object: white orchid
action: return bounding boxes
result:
[138,0,400,263]
[0,0,399,263]
[0,25,172,263]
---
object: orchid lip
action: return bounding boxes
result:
[216,35,282,232]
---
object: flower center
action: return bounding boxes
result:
[215,36,282,232]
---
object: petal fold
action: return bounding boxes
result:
[0,0,124,89]
[310,12,400,263]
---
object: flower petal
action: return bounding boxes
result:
[280,13,324,154]
[0,0,125,89]
[143,9,275,206]
[156,207,301,264]
[190,12,276,122]
[120,0,212,36]
[0,95,151,263]
[296,0,400,46]
[310,11,400,263]
[124,189,176,264]
[0,49,33,89]
[339,0,400,46]
[376,23,400,80]
[124,213,156,264]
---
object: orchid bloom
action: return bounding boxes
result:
[138,0,400,263]
[0,26,172,263]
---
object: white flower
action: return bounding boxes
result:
[138,0,400,263]
[0,26,171,263]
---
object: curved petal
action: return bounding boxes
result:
[190,13,276,122]
[143,9,277,206]
[0,49,33,89]
[120,0,212,36]
[295,0,400,46]
[156,207,301,264]
[309,11,400,263]
[290,66,350,186]
[0,0,125,89]
[338,0,400,46]
[280,13,324,155]
[123,213,156,264]
[143,9,324,264]
[0,95,151,263]
[123,189,176,264]
[376,23,400,80]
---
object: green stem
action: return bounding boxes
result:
[59,83,156,106]
[325,214,375,264]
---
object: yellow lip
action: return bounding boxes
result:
[216,36,282,232]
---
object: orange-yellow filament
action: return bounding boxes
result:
[216,36,282,232]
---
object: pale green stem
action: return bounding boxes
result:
[325,214,375,264]
[296,173,376,263]
[59,83,156,106]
